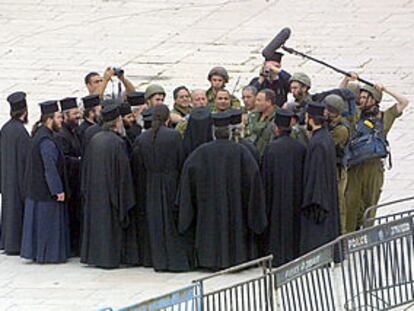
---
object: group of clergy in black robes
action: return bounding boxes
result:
[0,90,339,270]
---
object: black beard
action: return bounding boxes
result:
[295,90,305,102]
[52,122,61,132]
[95,115,103,125]
[306,123,313,131]
[362,105,379,117]
[326,115,335,124]
[66,119,79,130]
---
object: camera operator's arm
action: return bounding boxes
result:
[97,67,115,99]
[339,72,358,88]
[119,74,136,94]
[249,74,265,90]
[375,83,409,114]
[249,64,271,91]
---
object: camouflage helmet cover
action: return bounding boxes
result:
[208,66,229,83]
[289,72,311,88]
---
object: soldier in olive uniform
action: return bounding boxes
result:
[245,89,276,155]
[206,66,240,111]
[284,72,313,124]
[176,89,208,137]
[345,84,409,232]
[170,86,192,127]
[144,84,166,108]
[325,95,350,233]
[285,108,310,146]
[241,85,257,134]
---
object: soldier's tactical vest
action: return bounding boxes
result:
[344,113,389,167]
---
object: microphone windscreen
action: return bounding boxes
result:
[262,27,291,59]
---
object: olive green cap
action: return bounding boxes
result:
[144,84,166,100]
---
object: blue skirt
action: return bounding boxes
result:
[20,199,70,263]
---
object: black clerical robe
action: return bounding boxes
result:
[300,127,340,255]
[126,123,142,144]
[262,135,306,266]
[0,119,30,254]
[81,130,138,268]
[76,119,94,147]
[182,107,212,157]
[81,124,101,155]
[54,122,81,255]
[239,138,261,164]
[131,126,191,271]
[177,139,267,270]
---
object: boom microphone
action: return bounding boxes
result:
[262,27,291,59]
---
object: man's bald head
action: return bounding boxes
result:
[191,89,208,108]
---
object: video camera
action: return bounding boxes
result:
[112,67,124,78]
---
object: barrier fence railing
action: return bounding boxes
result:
[271,240,338,311]
[102,283,202,311]
[340,216,414,310]
[270,215,414,311]
[363,196,414,228]
[108,215,414,311]
[192,255,274,311]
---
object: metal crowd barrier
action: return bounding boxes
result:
[341,217,414,310]
[272,241,337,311]
[108,215,414,311]
[363,196,414,228]
[271,216,414,311]
[102,283,202,311]
[192,255,274,311]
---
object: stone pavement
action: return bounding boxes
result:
[0,0,413,309]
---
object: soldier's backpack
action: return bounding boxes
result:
[344,113,390,167]
[312,88,357,119]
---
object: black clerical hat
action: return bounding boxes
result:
[127,91,146,106]
[274,108,294,128]
[102,99,115,108]
[82,94,101,109]
[119,102,132,117]
[39,100,59,115]
[60,97,78,111]
[212,111,232,127]
[264,52,283,63]
[7,91,27,112]
[306,101,326,117]
[101,104,120,122]
[190,107,210,120]
[229,109,242,125]
[141,107,154,129]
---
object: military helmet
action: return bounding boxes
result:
[289,72,311,88]
[208,66,229,83]
[360,84,382,103]
[346,82,360,101]
[144,84,166,100]
[324,94,347,115]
